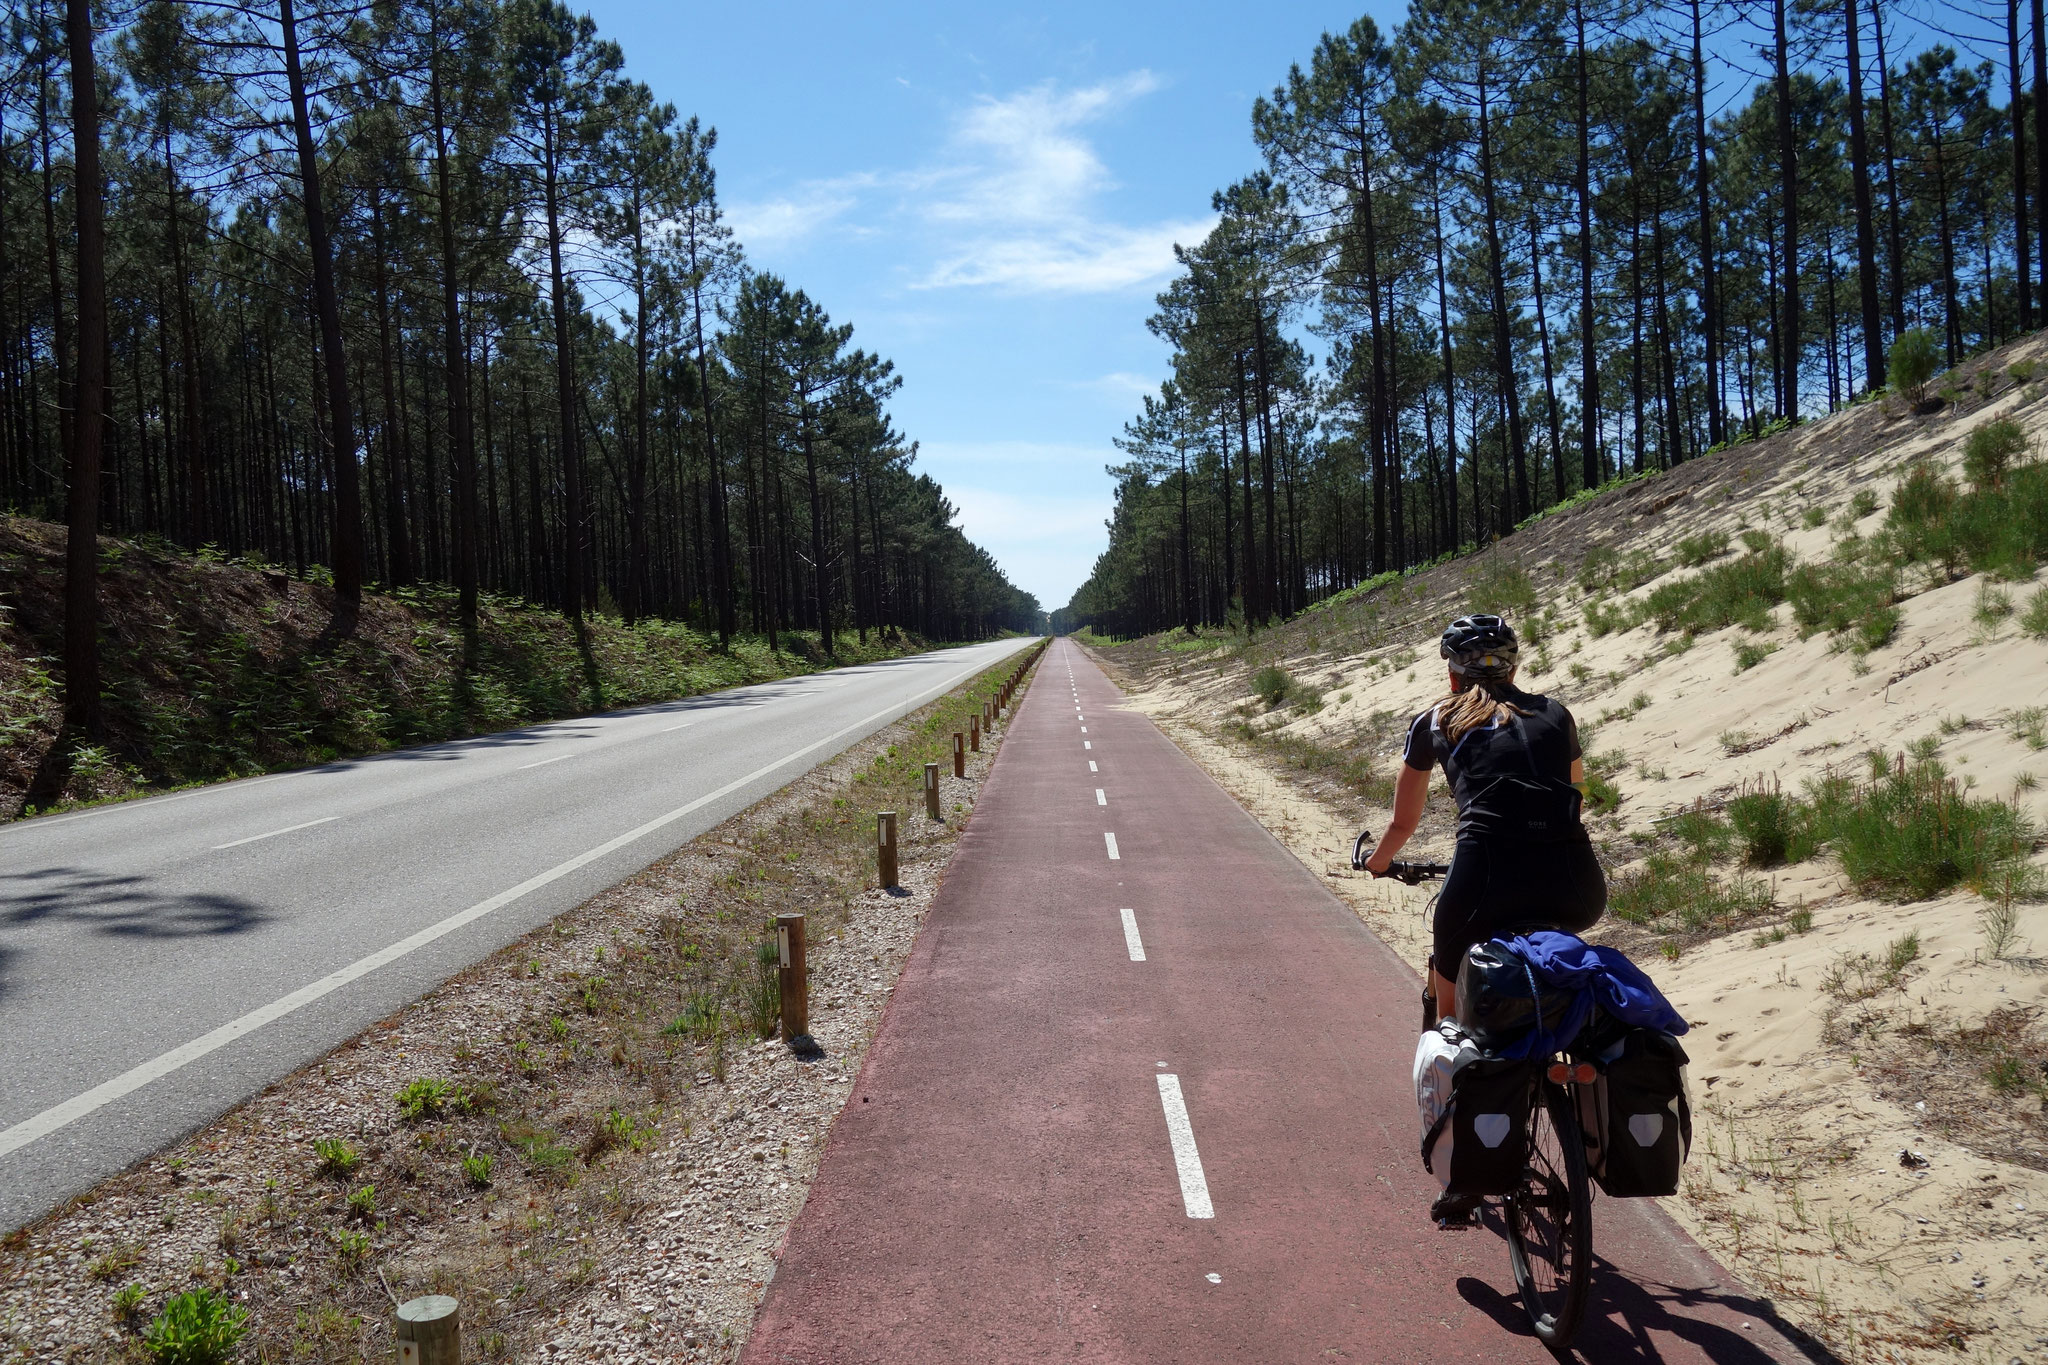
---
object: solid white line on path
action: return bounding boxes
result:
[518,753,575,770]
[211,816,339,851]
[1105,832,1120,860]
[0,645,1026,1164]
[1088,761,1098,772]
[1156,1074,1215,1218]
[1096,789,1106,806]
[1120,908,1146,961]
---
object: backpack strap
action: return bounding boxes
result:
[1421,1100,1456,1174]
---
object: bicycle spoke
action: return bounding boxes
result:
[1504,1079,1593,1348]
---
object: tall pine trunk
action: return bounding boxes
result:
[2011,0,2032,331]
[1574,0,1600,488]
[63,0,104,734]
[1477,71,1529,521]
[279,0,363,611]
[1773,0,1800,420]
[1846,0,1887,386]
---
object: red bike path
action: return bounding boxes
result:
[742,638,1828,1364]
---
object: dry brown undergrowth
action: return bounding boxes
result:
[0,646,1042,1364]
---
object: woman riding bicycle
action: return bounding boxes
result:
[1359,614,1606,1023]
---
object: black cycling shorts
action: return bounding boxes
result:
[1431,838,1607,978]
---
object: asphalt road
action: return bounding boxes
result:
[745,639,1820,1364]
[0,635,1033,1233]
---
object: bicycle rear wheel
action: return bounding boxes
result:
[1503,1079,1592,1347]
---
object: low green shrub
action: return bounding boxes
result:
[1250,665,1292,707]
[1785,560,1900,651]
[662,989,723,1042]
[1815,757,2039,900]
[1888,461,2048,579]
[1732,640,1779,671]
[143,1287,249,1365]
[1675,531,1730,567]
[2021,586,2048,640]
[1727,780,1819,867]
[1963,417,2030,491]
[1609,850,1773,932]
[1643,543,1787,634]
[394,1077,459,1123]
[311,1137,360,1178]
[461,1152,493,1187]
[1465,558,1537,616]
[1888,328,1940,404]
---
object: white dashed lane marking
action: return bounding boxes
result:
[1105,833,1120,860]
[212,816,340,851]
[1156,1074,1215,1219]
[1088,761,1097,772]
[1096,789,1106,806]
[1119,908,1146,961]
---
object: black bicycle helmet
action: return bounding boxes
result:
[1440,614,1519,680]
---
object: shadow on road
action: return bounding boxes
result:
[0,865,268,946]
[1455,1257,1844,1363]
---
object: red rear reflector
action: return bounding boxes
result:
[1547,1063,1571,1083]
[1574,1063,1598,1085]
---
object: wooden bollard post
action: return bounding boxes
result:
[970,715,980,751]
[877,811,898,888]
[953,731,965,778]
[776,913,810,1044]
[924,761,941,819]
[396,1295,459,1365]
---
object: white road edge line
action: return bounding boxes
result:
[211,816,340,851]
[1156,1074,1215,1218]
[0,642,1028,1163]
[1105,832,1120,860]
[1096,789,1106,806]
[661,722,696,733]
[1120,908,1146,962]
[518,753,575,770]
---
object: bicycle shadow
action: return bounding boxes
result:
[1456,1257,1844,1363]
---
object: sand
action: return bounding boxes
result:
[1101,348,2048,1363]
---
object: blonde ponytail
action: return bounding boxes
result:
[1431,676,1530,748]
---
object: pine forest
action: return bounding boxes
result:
[3,0,1042,743]
[1059,0,2036,637]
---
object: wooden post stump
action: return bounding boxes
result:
[396,1295,459,1365]
[924,761,941,820]
[776,913,810,1044]
[877,811,898,889]
[970,715,980,751]
[953,732,965,778]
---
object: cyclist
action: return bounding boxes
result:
[1358,614,1606,1027]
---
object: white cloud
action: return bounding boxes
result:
[724,174,877,251]
[727,73,1206,296]
[1070,371,1159,401]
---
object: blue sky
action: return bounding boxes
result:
[576,1,1985,612]
[577,0,1391,611]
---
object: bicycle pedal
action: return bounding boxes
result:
[1430,1192,1482,1227]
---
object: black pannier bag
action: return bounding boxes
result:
[1592,1029,1693,1198]
[1456,940,1573,1052]
[1422,1056,1533,1196]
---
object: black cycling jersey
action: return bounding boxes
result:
[1402,686,1587,844]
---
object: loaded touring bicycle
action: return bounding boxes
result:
[1354,833,1694,1350]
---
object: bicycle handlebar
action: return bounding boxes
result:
[1351,830,1451,884]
